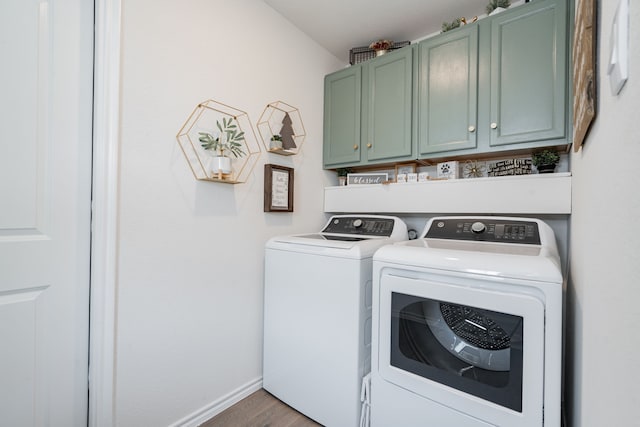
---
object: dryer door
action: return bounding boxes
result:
[377,270,545,427]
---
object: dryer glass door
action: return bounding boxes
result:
[391,292,523,411]
[377,272,545,424]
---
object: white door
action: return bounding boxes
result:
[0,0,93,425]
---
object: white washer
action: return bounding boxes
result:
[371,216,563,427]
[264,215,408,427]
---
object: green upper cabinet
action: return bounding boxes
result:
[417,25,478,156]
[361,46,414,164]
[488,0,567,147]
[323,47,414,168]
[323,66,362,167]
[323,0,571,167]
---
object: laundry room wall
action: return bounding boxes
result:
[115,0,343,425]
[567,1,640,426]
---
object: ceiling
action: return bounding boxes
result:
[263,0,491,63]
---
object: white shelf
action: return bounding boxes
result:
[324,173,571,214]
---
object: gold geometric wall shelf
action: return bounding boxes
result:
[176,100,261,184]
[257,101,306,156]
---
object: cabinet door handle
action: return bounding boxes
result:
[468,125,476,132]
[367,143,372,148]
[353,144,359,150]
[490,122,498,129]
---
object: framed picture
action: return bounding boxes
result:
[264,164,294,212]
[395,162,417,179]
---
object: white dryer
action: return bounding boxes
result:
[371,216,563,427]
[264,215,407,427]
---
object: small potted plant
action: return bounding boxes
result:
[199,117,246,179]
[532,149,560,174]
[270,134,283,150]
[336,168,352,186]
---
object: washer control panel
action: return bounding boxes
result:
[322,216,396,237]
[425,218,541,245]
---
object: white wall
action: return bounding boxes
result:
[567,1,640,426]
[115,0,343,425]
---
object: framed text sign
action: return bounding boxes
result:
[347,173,388,185]
[264,164,294,212]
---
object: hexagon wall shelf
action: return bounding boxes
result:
[176,100,261,183]
[257,101,306,156]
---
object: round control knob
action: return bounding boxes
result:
[353,219,363,228]
[471,221,486,234]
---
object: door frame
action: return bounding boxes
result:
[90,0,121,425]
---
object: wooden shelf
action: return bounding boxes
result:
[324,173,571,214]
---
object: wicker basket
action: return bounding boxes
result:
[349,41,411,65]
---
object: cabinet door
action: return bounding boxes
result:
[323,66,362,167]
[489,0,567,147]
[362,47,413,163]
[417,25,478,156]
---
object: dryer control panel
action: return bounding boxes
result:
[322,216,396,237]
[425,218,541,245]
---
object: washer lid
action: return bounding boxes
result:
[267,215,408,251]
[270,233,372,249]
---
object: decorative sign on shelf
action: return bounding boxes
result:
[347,173,388,185]
[487,159,532,177]
[437,161,459,179]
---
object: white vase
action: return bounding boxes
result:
[210,156,231,174]
[270,139,283,150]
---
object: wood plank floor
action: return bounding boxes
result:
[200,389,323,427]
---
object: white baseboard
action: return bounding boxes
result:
[169,377,263,427]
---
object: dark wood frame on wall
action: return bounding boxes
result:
[573,0,598,152]
[264,164,294,212]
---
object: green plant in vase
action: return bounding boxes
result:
[199,117,246,179]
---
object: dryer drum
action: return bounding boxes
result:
[423,300,512,371]
[439,303,511,350]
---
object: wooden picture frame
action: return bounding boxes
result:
[264,164,294,212]
[573,0,598,152]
